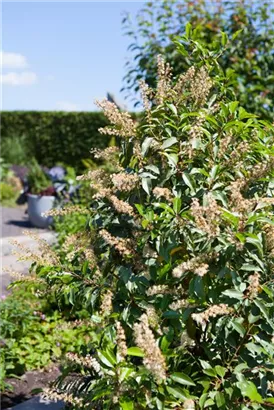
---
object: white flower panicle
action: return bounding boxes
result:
[246,272,260,299]
[43,205,89,217]
[172,256,209,278]
[156,55,173,105]
[116,321,127,360]
[146,284,170,296]
[183,399,196,409]
[66,352,102,374]
[42,388,85,408]
[112,172,139,192]
[191,196,221,237]
[99,229,133,257]
[134,313,166,382]
[109,195,135,216]
[153,187,173,202]
[95,99,137,138]
[100,290,113,317]
[192,304,233,326]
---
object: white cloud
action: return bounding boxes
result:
[1,71,38,86]
[1,51,28,69]
[56,101,79,111]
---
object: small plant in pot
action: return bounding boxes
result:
[26,160,79,228]
[26,159,57,228]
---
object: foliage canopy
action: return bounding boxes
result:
[122,0,274,121]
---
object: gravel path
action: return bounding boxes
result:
[1,205,55,296]
[0,205,46,237]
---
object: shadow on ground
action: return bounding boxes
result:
[5,220,32,229]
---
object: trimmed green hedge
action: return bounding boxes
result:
[1,111,114,169]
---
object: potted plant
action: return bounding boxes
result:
[26,159,56,228]
[24,160,79,228]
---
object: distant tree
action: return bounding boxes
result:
[122,0,274,120]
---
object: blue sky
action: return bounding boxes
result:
[1,1,145,111]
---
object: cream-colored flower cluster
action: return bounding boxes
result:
[95,99,137,138]
[66,352,102,374]
[134,313,166,382]
[139,79,153,120]
[63,232,95,262]
[112,172,139,192]
[146,284,170,296]
[173,66,195,97]
[153,187,173,202]
[76,168,108,183]
[10,231,59,266]
[183,399,196,409]
[263,224,274,256]
[4,267,44,283]
[99,229,133,257]
[188,114,205,156]
[190,66,212,106]
[229,179,252,214]
[156,55,173,105]
[248,157,274,183]
[109,195,135,216]
[246,272,260,299]
[100,289,113,317]
[192,304,233,326]
[91,146,119,161]
[172,255,209,278]
[42,388,86,408]
[169,299,189,311]
[43,205,89,217]
[191,196,221,238]
[116,321,127,360]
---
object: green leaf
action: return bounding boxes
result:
[120,398,134,410]
[170,372,196,386]
[185,22,192,39]
[126,347,144,357]
[97,350,114,368]
[253,299,273,327]
[215,366,227,378]
[166,103,178,116]
[173,197,182,214]
[203,368,217,377]
[199,393,208,409]
[221,32,228,47]
[231,319,246,337]
[182,172,195,193]
[237,380,263,403]
[166,386,188,400]
[141,177,152,195]
[222,289,244,300]
[141,137,153,156]
[215,392,225,408]
[161,137,178,150]
[232,29,243,40]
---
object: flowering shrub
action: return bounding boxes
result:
[16,33,274,409]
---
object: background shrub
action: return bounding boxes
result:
[0,112,117,169]
[122,0,274,121]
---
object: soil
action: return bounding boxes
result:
[1,366,61,409]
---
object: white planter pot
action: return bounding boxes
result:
[27,194,55,228]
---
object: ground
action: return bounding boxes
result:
[1,205,55,296]
[1,367,61,409]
